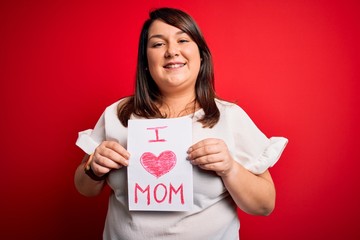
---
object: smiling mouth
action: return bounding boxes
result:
[164,63,186,69]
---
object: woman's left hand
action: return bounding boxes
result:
[187,138,235,177]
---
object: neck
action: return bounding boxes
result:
[158,92,198,118]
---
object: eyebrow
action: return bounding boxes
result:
[148,30,186,41]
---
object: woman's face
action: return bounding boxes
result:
[146,20,201,96]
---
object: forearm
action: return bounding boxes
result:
[222,162,276,216]
[74,161,106,197]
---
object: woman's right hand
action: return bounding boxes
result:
[90,141,130,177]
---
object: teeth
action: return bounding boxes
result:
[165,63,185,68]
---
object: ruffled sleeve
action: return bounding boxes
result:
[75,99,127,155]
[225,103,288,174]
[75,112,106,155]
[243,136,288,174]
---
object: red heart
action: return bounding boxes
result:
[140,151,177,178]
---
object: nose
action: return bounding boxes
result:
[164,42,180,58]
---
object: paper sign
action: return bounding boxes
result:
[127,117,193,211]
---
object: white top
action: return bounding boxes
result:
[76,99,288,240]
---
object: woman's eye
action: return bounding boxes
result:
[152,42,164,48]
[179,39,189,43]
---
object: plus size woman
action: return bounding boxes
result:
[74,7,288,240]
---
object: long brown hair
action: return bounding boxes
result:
[118,7,220,128]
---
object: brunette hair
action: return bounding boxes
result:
[118,7,220,128]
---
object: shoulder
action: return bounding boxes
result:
[104,97,131,113]
[215,98,237,108]
[215,98,246,116]
[214,98,256,128]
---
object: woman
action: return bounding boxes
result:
[74,7,288,239]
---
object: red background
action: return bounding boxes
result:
[1,0,359,239]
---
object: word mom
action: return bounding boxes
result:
[134,182,184,205]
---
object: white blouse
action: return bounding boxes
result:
[76,98,288,240]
